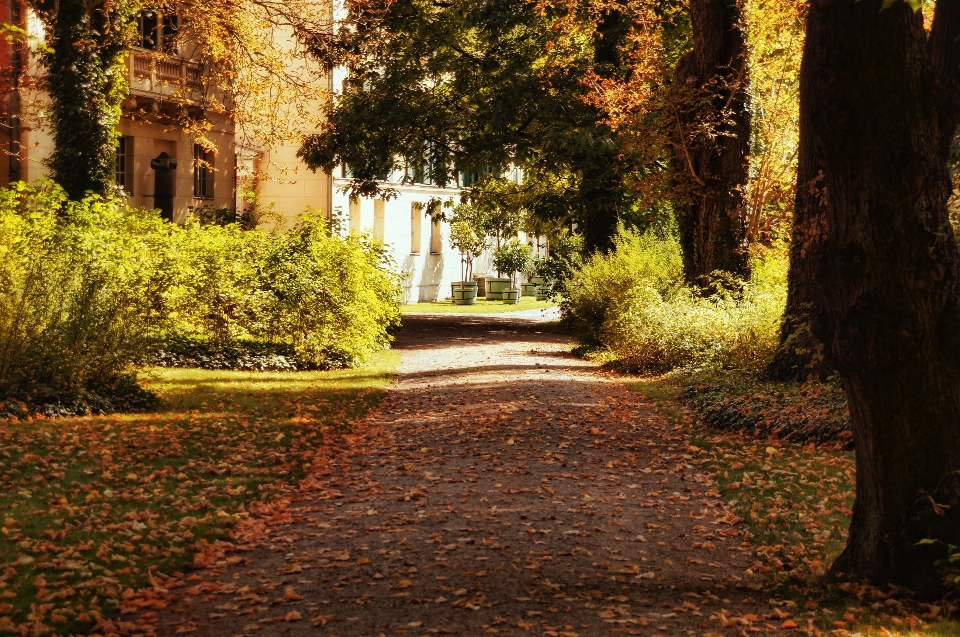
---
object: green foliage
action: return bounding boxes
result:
[0,182,403,405]
[252,215,403,368]
[564,226,683,347]
[296,0,661,249]
[916,536,960,591]
[493,239,532,288]
[163,221,268,343]
[566,226,786,372]
[31,0,141,198]
[164,213,403,368]
[0,181,171,397]
[531,230,583,296]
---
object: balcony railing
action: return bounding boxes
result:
[129,48,204,97]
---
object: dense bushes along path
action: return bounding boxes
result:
[138,314,774,637]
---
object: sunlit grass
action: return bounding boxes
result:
[0,350,399,634]
[402,296,555,314]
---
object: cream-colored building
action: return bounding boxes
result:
[0,2,541,303]
[1,7,238,220]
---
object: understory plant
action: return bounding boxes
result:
[566,226,786,372]
[162,213,403,368]
[0,181,172,400]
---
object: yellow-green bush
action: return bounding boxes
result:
[563,227,684,347]
[0,181,402,405]
[0,182,172,398]
[252,215,403,368]
[566,227,786,372]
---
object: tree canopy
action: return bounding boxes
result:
[297,0,690,252]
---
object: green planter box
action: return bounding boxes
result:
[521,282,537,296]
[536,283,553,301]
[502,288,521,304]
[451,281,478,305]
[453,287,477,305]
[485,278,511,300]
[452,281,478,295]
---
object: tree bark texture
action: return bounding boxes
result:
[579,157,623,254]
[669,0,750,284]
[798,0,960,594]
[762,247,830,381]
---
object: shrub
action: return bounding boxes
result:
[566,226,786,372]
[251,214,403,368]
[163,221,269,343]
[563,226,683,347]
[0,181,404,411]
[0,181,172,400]
[162,214,402,368]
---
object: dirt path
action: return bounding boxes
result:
[143,314,767,637]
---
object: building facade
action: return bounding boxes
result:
[0,1,534,304]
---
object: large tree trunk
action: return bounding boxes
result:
[579,158,623,253]
[669,0,750,284]
[798,0,960,595]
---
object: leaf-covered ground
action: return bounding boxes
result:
[0,353,398,635]
[633,375,960,637]
[678,372,850,445]
[7,315,960,637]
[135,314,772,637]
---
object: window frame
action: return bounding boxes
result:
[373,199,386,241]
[348,197,361,233]
[138,10,179,52]
[193,144,214,200]
[429,216,442,255]
[115,136,134,195]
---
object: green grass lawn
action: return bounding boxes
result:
[0,350,398,634]
[402,296,556,314]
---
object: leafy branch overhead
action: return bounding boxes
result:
[295,0,685,253]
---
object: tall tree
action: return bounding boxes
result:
[668,0,750,283]
[796,0,960,592]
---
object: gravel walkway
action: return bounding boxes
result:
[142,313,770,637]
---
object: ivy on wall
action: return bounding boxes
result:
[31,0,141,199]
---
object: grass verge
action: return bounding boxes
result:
[0,350,399,634]
[402,296,555,314]
[627,372,958,636]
